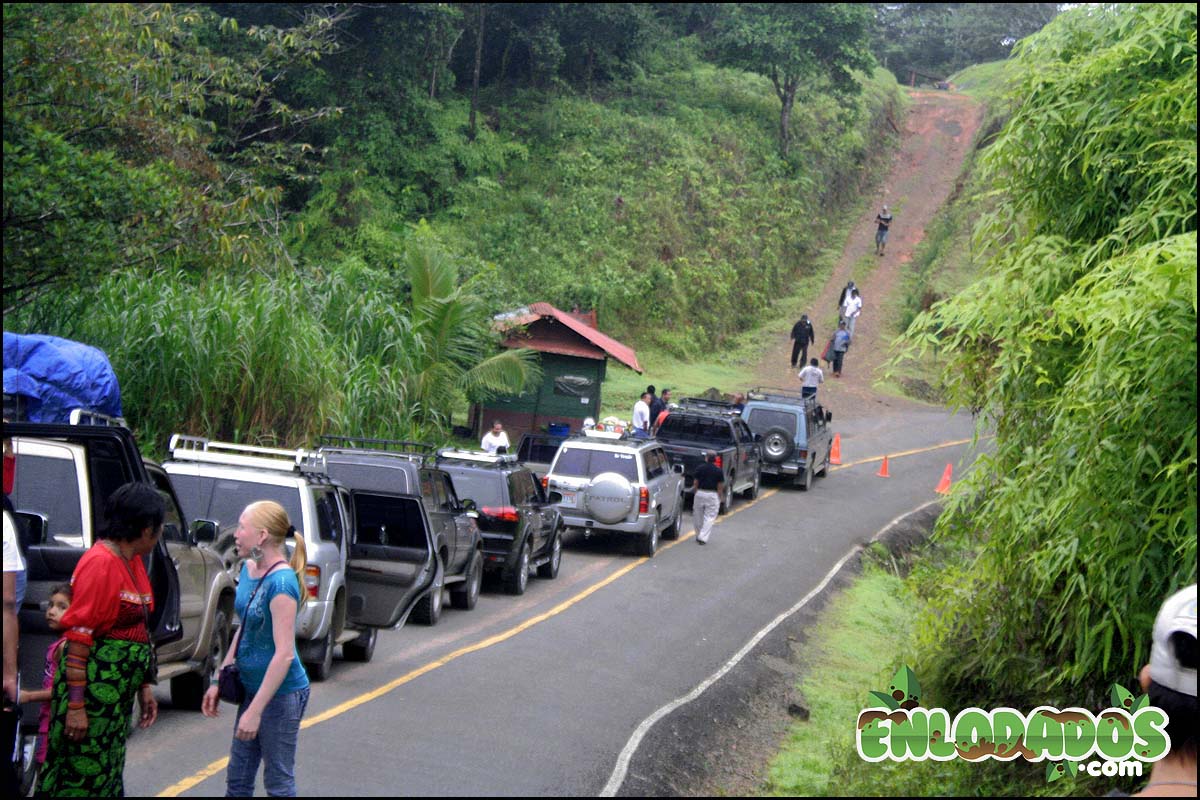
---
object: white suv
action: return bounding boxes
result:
[544,425,685,557]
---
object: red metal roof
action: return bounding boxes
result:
[498,302,642,373]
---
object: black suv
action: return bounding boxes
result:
[435,449,563,595]
[318,437,484,624]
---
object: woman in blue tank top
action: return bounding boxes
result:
[203,500,310,796]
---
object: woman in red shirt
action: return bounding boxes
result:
[38,483,163,797]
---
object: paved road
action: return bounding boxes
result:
[120,406,982,796]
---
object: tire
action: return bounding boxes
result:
[170,604,231,710]
[342,627,378,663]
[640,518,659,557]
[412,553,444,626]
[303,631,334,681]
[505,541,531,595]
[537,529,562,579]
[761,427,794,464]
[661,498,682,540]
[743,468,761,500]
[819,443,832,477]
[719,479,734,515]
[799,463,813,492]
[451,549,483,610]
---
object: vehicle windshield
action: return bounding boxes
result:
[552,447,640,481]
[656,415,734,443]
[744,408,801,439]
[168,474,302,539]
[441,470,505,508]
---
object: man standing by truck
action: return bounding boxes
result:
[692,452,725,546]
[790,314,815,369]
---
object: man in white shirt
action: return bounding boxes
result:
[632,392,651,436]
[480,421,510,454]
[797,358,824,398]
[842,288,863,338]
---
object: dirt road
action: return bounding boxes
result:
[755,90,984,419]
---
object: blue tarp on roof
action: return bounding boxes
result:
[3,332,123,422]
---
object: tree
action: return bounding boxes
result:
[707,4,875,156]
[890,3,1196,707]
[3,3,346,311]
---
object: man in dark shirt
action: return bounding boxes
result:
[875,205,893,255]
[691,452,726,545]
[790,314,815,368]
[648,385,666,427]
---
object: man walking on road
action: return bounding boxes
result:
[875,205,893,255]
[790,314,815,369]
[842,288,862,338]
[691,452,725,545]
[837,281,856,323]
[832,321,851,377]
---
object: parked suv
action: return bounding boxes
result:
[544,424,685,557]
[655,398,763,514]
[317,436,484,625]
[740,388,834,491]
[164,435,441,679]
[435,449,562,595]
[8,415,233,711]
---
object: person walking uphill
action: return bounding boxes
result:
[831,321,852,378]
[38,483,163,797]
[691,452,725,546]
[875,205,893,255]
[202,500,310,797]
[790,315,816,369]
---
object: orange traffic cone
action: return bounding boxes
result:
[830,433,842,465]
[876,455,890,478]
[935,464,953,494]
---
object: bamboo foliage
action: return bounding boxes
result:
[890,3,1197,707]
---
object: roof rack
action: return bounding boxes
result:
[168,434,327,474]
[317,435,434,463]
[746,386,811,404]
[435,448,518,466]
[676,397,740,415]
[68,408,128,428]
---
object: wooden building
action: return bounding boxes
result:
[473,303,641,440]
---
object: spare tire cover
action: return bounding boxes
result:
[582,471,636,524]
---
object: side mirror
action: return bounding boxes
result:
[548,491,563,504]
[825,411,833,423]
[754,433,763,442]
[191,519,217,544]
[672,464,685,474]
[461,499,477,513]
[13,511,47,546]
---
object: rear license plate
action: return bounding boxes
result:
[557,490,577,508]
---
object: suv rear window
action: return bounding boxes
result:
[745,409,798,437]
[169,474,301,539]
[442,470,505,508]
[656,415,734,443]
[553,447,639,481]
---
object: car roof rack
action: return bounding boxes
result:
[68,408,129,428]
[675,397,740,415]
[746,386,811,404]
[317,435,435,463]
[168,434,327,474]
[435,448,518,466]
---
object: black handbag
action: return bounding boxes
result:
[217,561,286,705]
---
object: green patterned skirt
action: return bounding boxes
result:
[37,638,151,797]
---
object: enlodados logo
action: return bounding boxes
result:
[856,667,1171,783]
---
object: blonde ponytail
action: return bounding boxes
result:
[289,531,308,608]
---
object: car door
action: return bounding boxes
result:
[147,463,205,663]
[643,447,667,518]
[510,470,547,556]
[345,490,437,628]
[418,469,452,561]
[736,419,761,482]
[438,471,474,572]
[528,469,560,547]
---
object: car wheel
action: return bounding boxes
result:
[412,552,444,626]
[537,529,562,579]
[304,632,334,682]
[342,627,378,663]
[800,464,813,492]
[641,518,659,558]
[506,541,531,595]
[743,469,761,499]
[170,604,231,710]
[820,444,831,477]
[661,500,681,540]
[451,549,483,610]
[719,480,734,514]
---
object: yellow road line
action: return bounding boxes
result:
[831,436,979,470]
[159,436,970,795]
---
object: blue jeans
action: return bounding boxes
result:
[226,686,310,797]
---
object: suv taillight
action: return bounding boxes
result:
[798,449,808,461]
[304,565,321,598]
[639,487,649,514]
[713,455,723,469]
[482,505,520,523]
[2,450,13,495]
[542,476,548,490]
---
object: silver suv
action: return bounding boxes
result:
[163,437,380,680]
[544,425,685,557]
